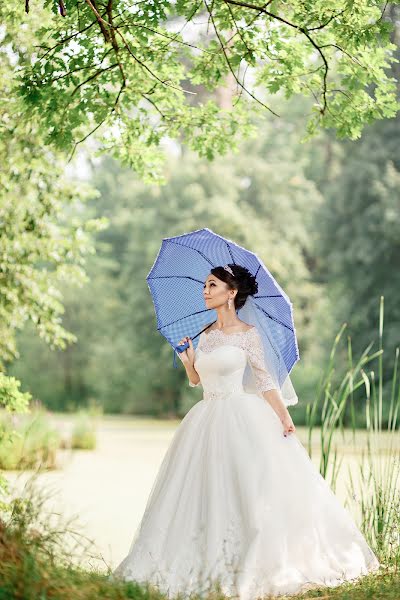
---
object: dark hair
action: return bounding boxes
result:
[210,264,258,310]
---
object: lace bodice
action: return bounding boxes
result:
[188,326,277,401]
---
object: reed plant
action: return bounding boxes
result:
[305,296,400,569]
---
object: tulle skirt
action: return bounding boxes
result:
[114,392,380,599]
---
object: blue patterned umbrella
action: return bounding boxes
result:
[146,227,299,376]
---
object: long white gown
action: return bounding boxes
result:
[114,327,380,599]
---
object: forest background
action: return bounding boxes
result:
[2,1,399,426]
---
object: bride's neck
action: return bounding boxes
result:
[214,307,240,329]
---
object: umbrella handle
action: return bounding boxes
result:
[172,321,216,369]
[176,341,189,353]
[173,341,189,369]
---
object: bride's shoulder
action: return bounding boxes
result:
[202,321,255,335]
[243,325,259,344]
[235,320,256,335]
[242,325,262,346]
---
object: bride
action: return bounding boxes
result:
[114,264,380,599]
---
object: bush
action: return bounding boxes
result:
[0,410,60,470]
[70,410,97,450]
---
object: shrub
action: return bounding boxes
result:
[70,411,97,450]
[0,410,60,470]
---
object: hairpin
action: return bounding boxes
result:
[223,264,234,276]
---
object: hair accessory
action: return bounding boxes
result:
[223,264,234,276]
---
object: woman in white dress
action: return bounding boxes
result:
[114,264,380,599]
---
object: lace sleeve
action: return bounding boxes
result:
[245,327,277,394]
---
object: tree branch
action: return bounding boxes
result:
[203,0,280,116]
[141,93,169,120]
[70,62,119,96]
[83,0,195,95]
[36,15,101,61]
[225,0,274,46]
[85,0,111,43]
[307,9,347,32]
[67,80,126,162]
[47,48,114,84]
[113,21,213,56]
[222,0,332,114]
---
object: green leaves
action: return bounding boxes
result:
[0,4,109,368]
[0,373,31,415]
[3,0,397,180]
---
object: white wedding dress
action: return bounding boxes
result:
[114,327,380,599]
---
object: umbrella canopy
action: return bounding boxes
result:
[146,227,299,374]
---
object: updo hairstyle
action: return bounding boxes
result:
[210,264,258,310]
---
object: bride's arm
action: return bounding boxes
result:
[176,336,201,386]
[263,390,295,436]
[185,362,201,387]
[262,388,291,422]
[246,328,295,435]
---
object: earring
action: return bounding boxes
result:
[228,298,232,309]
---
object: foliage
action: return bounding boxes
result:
[305,296,400,568]
[347,297,400,567]
[310,114,400,384]
[10,113,327,414]
[0,122,107,365]
[0,3,108,363]
[70,410,97,450]
[2,1,399,181]
[0,5,108,493]
[0,407,101,470]
[0,375,31,494]
[0,410,61,470]
[0,374,31,417]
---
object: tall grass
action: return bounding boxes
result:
[0,410,60,470]
[305,296,400,569]
[70,410,98,450]
[0,408,99,470]
[0,477,138,600]
[1,472,399,599]
[347,297,400,567]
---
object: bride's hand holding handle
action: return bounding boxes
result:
[177,336,200,386]
[177,336,195,365]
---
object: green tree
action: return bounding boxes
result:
[297,7,400,406]
[4,0,398,181]
[0,5,107,486]
[11,112,325,416]
[314,116,400,375]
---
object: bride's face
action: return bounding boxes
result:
[203,275,235,309]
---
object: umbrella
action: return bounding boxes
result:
[146,227,300,377]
